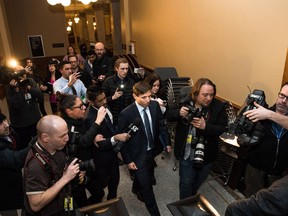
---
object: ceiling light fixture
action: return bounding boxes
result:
[47,0,97,6]
[68,18,73,26]
[74,13,80,24]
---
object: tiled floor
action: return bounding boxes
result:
[116,152,241,216]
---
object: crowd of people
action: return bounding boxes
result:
[1,41,288,216]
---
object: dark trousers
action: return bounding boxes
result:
[179,158,212,199]
[132,150,160,216]
[87,157,120,204]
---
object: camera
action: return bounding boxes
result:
[76,158,95,172]
[182,105,203,125]
[192,136,206,169]
[69,158,95,185]
[220,89,267,147]
[66,128,96,185]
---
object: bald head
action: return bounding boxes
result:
[37,115,69,153]
[95,42,105,59]
[37,115,66,136]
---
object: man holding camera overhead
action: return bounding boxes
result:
[167,78,228,199]
[242,82,288,197]
[5,66,42,150]
[102,58,135,127]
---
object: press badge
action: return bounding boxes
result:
[186,134,192,144]
[64,196,73,211]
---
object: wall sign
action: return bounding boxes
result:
[28,35,45,57]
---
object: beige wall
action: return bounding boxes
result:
[128,0,288,106]
[2,0,68,61]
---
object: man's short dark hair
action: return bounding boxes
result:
[87,50,95,56]
[59,60,71,70]
[86,85,104,102]
[133,81,151,96]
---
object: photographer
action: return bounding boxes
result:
[5,66,42,150]
[166,78,228,199]
[0,113,31,215]
[84,85,130,203]
[24,115,81,216]
[57,93,106,206]
[242,82,288,197]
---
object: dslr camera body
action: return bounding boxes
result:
[180,99,204,125]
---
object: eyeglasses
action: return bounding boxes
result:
[72,103,85,110]
[278,92,288,100]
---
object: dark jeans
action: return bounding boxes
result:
[179,158,212,199]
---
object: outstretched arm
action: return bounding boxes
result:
[244,102,288,129]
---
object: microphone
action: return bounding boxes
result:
[113,118,141,153]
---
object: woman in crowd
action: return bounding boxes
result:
[144,73,167,114]
[57,93,106,207]
[39,59,61,114]
[63,45,85,65]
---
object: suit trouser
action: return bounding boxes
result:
[87,156,120,203]
[133,150,160,216]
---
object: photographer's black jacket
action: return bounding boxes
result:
[166,98,228,164]
[247,105,288,176]
[63,116,101,161]
[0,130,30,210]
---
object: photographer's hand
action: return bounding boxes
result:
[112,88,123,100]
[192,117,206,130]
[62,158,79,183]
[244,102,269,122]
[9,79,19,92]
[179,106,189,117]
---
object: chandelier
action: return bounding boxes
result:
[47,0,97,6]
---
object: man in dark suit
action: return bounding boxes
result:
[118,81,172,216]
[84,85,130,203]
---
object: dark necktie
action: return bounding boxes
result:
[71,85,77,95]
[143,108,154,149]
[105,114,116,134]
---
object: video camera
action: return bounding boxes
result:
[220,89,267,147]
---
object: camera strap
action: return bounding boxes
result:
[30,143,55,183]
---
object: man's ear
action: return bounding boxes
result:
[133,93,137,100]
[65,108,73,116]
[40,133,49,143]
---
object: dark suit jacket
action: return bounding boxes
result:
[84,105,117,165]
[118,100,170,170]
